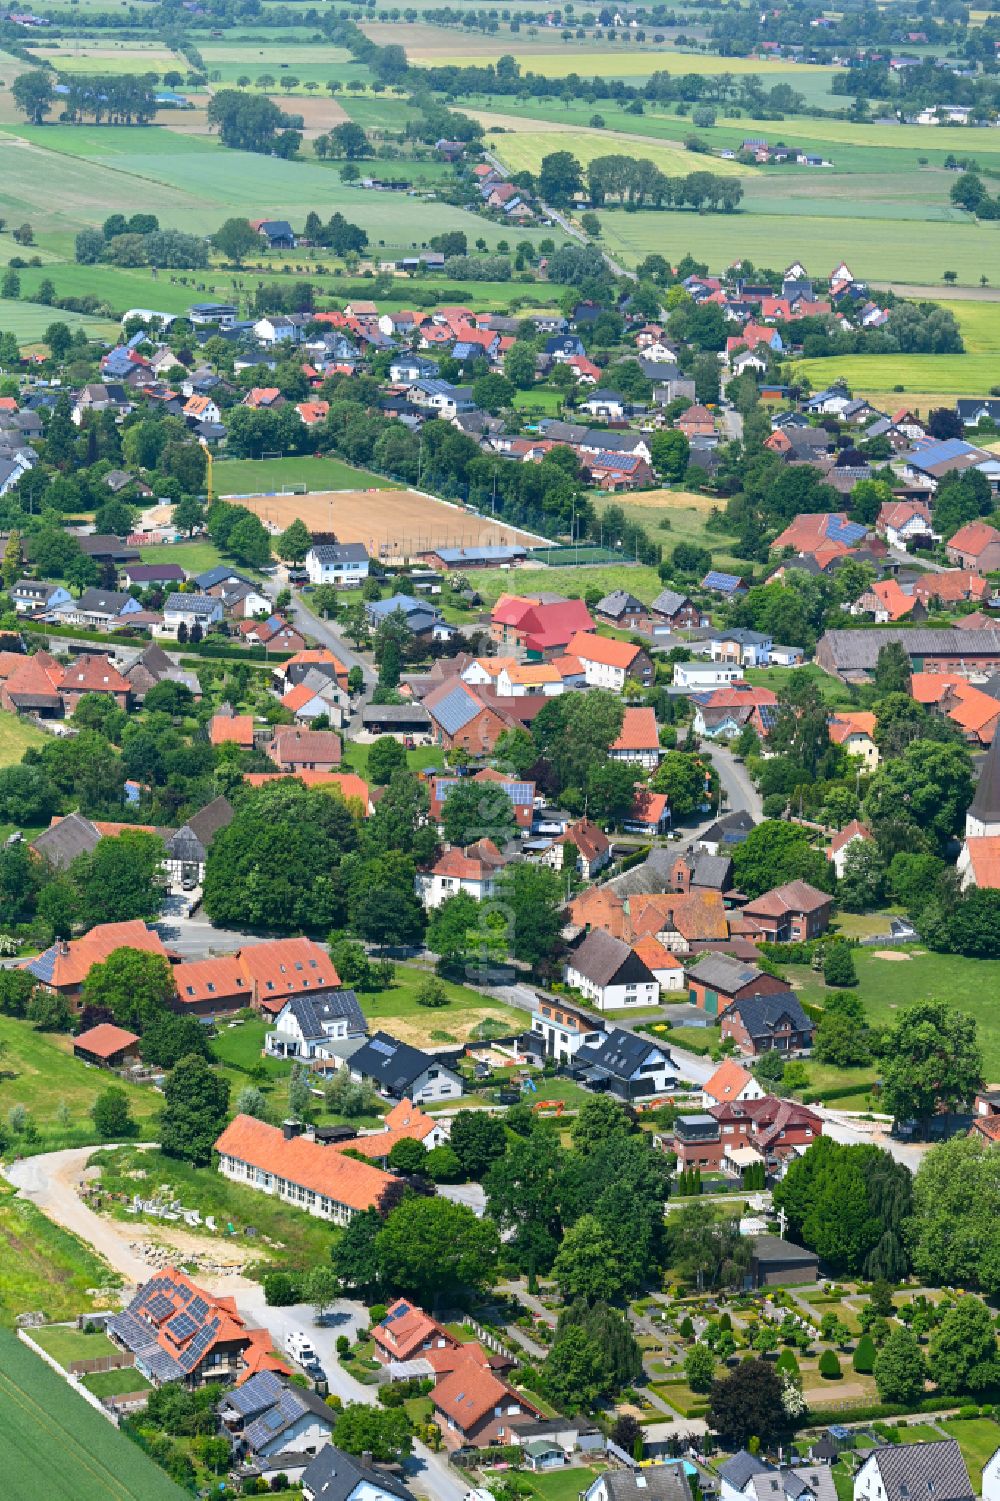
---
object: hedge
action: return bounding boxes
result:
[801,1080,876,1106]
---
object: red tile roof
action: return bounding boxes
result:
[214,1115,394,1212]
[27,920,167,990]
[209,713,254,747]
[948,521,1000,558]
[567,630,642,670]
[74,1022,140,1059]
[611,706,659,752]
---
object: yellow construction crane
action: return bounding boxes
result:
[198,437,213,507]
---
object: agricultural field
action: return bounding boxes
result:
[0,122,556,250]
[198,41,374,91]
[473,561,664,607]
[599,205,1000,286]
[0,710,48,767]
[485,121,749,179]
[0,1329,185,1501]
[796,298,1000,398]
[239,487,548,555]
[0,1193,119,1326]
[589,488,743,571]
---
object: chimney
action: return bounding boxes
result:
[361,1452,374,1471]
[282,1119,302,1141]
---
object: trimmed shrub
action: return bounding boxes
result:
[853,1334,877,1374]
[819,1350,842,1380]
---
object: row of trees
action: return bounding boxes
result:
[537,147,743,212]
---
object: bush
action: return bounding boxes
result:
[853,1334,876,1374]
[819,1350,842,1380]
[263,1271,299,1306]
[823,943,858,988]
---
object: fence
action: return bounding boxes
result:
[67,1351,135,1376]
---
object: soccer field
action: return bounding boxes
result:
[240,489,548,557]
[0,1329,186,1501]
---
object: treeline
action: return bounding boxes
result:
[795,304,964,360]
[206,89,301,155]
[58,73,159,125]
[75,213,207,270]
[587,154,744,212]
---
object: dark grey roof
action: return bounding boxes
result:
[195,564,252,590]
[568,927,654,988]
[282,989,366,1041]
[729,990,812,1039]
[968,725,1000,824]
[651,588,694,618]
[308,543,370,564]
[597,589,644,618]
[608,845,676,897]
[700,809,756,845]
[167,796,234,862]
[690,853,732,889]
[360,703,431,727]
[300,1446,416,1501]
[819,627,1000,672]
[575,1026,673,1083]
[686,954,764,993]
[164,591,218,615]
[76,587,130,614]
[597,1461,694,1501]
[350,1030,460,1094]
[242,1383,334,1453]
[720,1451,775,1491]
[32,812,102,870]
[868,1441,973,1501]
[750,1233,819,1267]
[219,1368,285,1419]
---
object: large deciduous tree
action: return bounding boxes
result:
[708,1358,787,1446]
[908,1135,1000,1295]
[374,1194,499,1304]
[160,1054,230,1165]
[877,1001,982,1130]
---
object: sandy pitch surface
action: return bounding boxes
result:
[241,488,545,558]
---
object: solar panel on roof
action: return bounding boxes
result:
[188,1296,209,1321]
[166,1311,197,1342]
[174,1281,194,1303]
[704,570,740,589]
[145,1293,174,1321]
[371,1038,395,1056]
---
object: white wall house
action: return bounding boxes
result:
[305,543,370,588]
[981,1444,1000,1501]
[530,996,606,1063]
[564,928,660,1013]
[673,662,745,690]
[264,992,368,1062]
[162,592,223,636]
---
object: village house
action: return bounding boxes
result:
[172,937,340,1018]
[304,542,370,588]
[946,521,1000,573]
[573,1028,678,1101]
[217,1371,336,1483]
[701,1057,765,1109]
[566,631,654,690]
[73,1022,141,1069]
[828,711,880,769]
[564,928,660,1012]
[854,1441,973,1501]
[263,989,369,1062]
[416,838,507,908]
[742,880,833,941]
[685,954,791,1017]
[720,990,815,1057]
[530,995,606,1063]
[268,727,342,773]
[609,706,662,769]
[595,590,648,630]
[27,919,169,1007]
[108,1266,285,1388]
[349,1030,464,1103]
[300,1448,416,1501]
[162,592,223,638]
[432,1360,545,1451]
[538,817,611,880]
[827,819,875,879]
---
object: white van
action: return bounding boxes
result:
[284,1330,318,1366]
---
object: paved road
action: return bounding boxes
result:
[5,1146,465,1501]
[703,742,763,822]
[267,581,378,690]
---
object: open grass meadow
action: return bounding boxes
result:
[0,122,556,250]
[589,487,743,571]
[0,297,118,343]
[788,947,1000,1077]
[796,298,1000,399]
[0,1191,120,1326]
[0,1015,162,1151]
[137,539,227,575]
[486,122,749,180]
[0,1328,186,1501]
[0,710,47,767]
[599,205,1000,286]
[356,962,532,1049]
[473,561,663,607]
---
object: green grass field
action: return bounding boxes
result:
[796,299,1000,398]
[138,539,226,575]
[358,962,531,1049]
[599,206,1000,286]
[82,1367,152,1397]
[0,298,117,343]
[486,123,749,179]
[0,710,47,767]
[213,454,401,495]
[30,1326,118,1366]
[0,1328,185,1501]
[790,947,1000,1076]
[0,1015,162,1151]
[0,1191,120,1326]
[473,562,663,607]
[0,122,559,250]
[940,1418,1000,1491]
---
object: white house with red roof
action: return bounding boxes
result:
[609,706,662,769]
[416,839,507,908]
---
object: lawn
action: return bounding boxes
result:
[473,562,663,608]
[31,1326,117,1367]
[0,1191,120,1327]
[590,488,743,571]
[213,454,401,496]
[0,709,47,767]
[743,664,860,708]
[82,1366,152,1398]
[0,1329,187,1501]
[341,741,444,777]
[796,299,1000,399]
[138,539,226,575]
[0,1015,162,1151]
[789,948,1000,1077]
[940,1418,1000,1490]
[358,962,531,1049]
[518,1466,609,1500]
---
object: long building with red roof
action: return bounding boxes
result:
[214,1115,396,1225]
